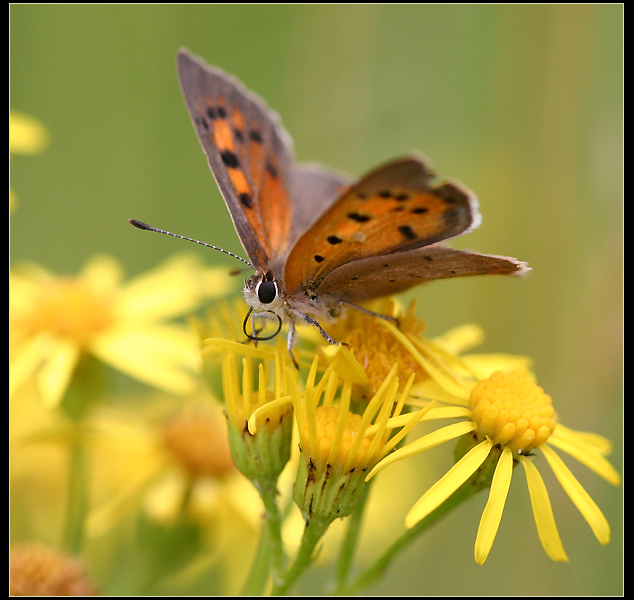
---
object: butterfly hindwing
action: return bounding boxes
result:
[317,245,529,304]
[177,49,295,268]
[283,157,481,296]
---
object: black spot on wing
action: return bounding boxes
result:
[220,150,240,169]
[398,225,417,241]
[347,212,372,223]
[239,193,253,209]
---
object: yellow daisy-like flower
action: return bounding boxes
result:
[367,367,620,564]
[84,391,262,535]
[10,253,236,407]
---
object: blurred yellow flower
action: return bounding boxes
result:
[10,253,236,407]
[10,542,97,596]
[10,110,50,155]
[85,391,262,536]
[9,110,51,210]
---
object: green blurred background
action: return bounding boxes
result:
[11,4,622,595]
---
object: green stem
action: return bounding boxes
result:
[258,480,287,589]
[62,436,89,554]
[341,480,477,595]
[271,517,330,596]
[240,525,272,596]
[330,481,371,593]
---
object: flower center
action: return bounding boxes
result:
[302,405,383,469]
[10,544,96,596]
[161,410,236,479]
[25,279,115,346]
[340,301,427,396]
[469,369,556,454]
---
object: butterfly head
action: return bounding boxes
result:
[244,270,285,314]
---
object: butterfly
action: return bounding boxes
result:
[132,48,528,364]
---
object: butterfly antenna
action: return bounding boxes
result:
[128,219,255,270]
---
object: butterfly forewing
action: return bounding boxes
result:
[288,163,353,237]
[283,157,480,296]
[177,49,295,267]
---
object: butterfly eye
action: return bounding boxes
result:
[257,279,278,304]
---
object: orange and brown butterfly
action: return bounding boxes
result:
[131,48,528,362]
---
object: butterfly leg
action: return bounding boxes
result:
[340,300,399,325]
[287,318,300,370]
[296,312,348,347]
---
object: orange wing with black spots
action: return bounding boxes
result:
[177,49,294,268]
[283,157,481,296]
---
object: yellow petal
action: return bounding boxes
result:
[548,429,620,486]
[90,325,198,395]
[376,319,470,400]
[474,448,513,564]
[461,353,533,380]
[421,406,473,421]
[203,337,278,362]
[320,344,368,386]
[10,333,49,400]
[405,438,492,528]
[413,378,470,406]
[430,323,485,354]
[541,445,611,544]
[555,424,613,455]
[520,458,568,561]
[37,337,80,408]
[120,256,234,320]
[366,421,475,481]
[81,254,124,295]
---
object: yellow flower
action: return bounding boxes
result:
[203,337,295,496]
[10,110,51,210]
[10,110,50,155]
[289,355,429,526]
[367,368,620,564]
[10,253,236,407]
[75,389,261,595]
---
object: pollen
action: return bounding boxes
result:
[469,369,556,454]
[161,410,236,479]
[339,300,426,396]
[301,405,383,469]
[21,279,115,347]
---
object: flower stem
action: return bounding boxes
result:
[62,436,89,554]
[330,481,371,593]
[340,480,477,595]
[240,525,272,595]
[271,517,330,595]
[258,481,287,590]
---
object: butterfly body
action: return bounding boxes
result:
[175,48,528,355]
